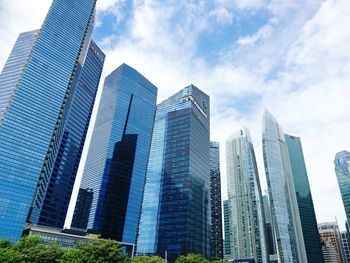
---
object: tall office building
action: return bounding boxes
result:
[226,128,267,263]
[72,64,157,245]
[137,85,210,262]
[319,222,343,263]
[262,194,277,262]
[262,111,307,262]
[223,200,232,259]
[0,0,97,241]
[32,41,105,228]
[285,134,324,263]
[210,141,223,259]
[335,151,350,226]
[341,230,350,263]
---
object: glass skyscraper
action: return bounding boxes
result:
[285,134,324,263]
[223,199,232,259]
[341,230,350,263]
[137,85,210,262]
[262,111,307,262]
[210,141,223,259]
[334,150,350,227]
[72,63,157,245]
[226,128,267,263]
[31,41,105,228]
[0,0,96,241]
[262,194,277,262]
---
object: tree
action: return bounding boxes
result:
[175,254,209,263]
[0,239,11,249]
[132,255,165,263]
[12,236,63,263]
[0,236,63,263]
[0,246,25,263]
[61,239,127,263]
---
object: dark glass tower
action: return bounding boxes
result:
[223,199,232,259]
[262,195,277,262]
[334,150,350,227]
[32,41,105,228]
[137,85,210,262]
[0,0,96,241]
[72,64,157,245]
[285,134,324,263]
[341,229,350,263]
[210,141,223,259]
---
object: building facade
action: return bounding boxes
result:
[341,230,350,263]
[285,134,324,263]
[262,111,307,262]
[262,194,277,262]
[226,128,267,263]
[223,199,232,259]
[335,151,350,226]
[0,0,96,241]
[137,85,210,262]
[210,141,223,259]
[33,40,105,228]
[23,224,134,258]
[72,63,157,245]
[319,222,343,263]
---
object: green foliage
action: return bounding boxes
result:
[175,254,209,263]
[61,239,127,263]
[0,236,127,263]
[0,247,25,263]
[0,239,11,249]
[132,255,165,263]
[12,236,63,263]
[0,236,63,263]
[60,248,83,263]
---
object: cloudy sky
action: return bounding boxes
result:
[1,0,349,229]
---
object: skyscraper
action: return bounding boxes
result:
[341,230,350,263]
[262,110,307,262]
[262,194,277,262]
[137,85,210,262]
[72,63,157,245]
[31,41,105,228]
[210,141,223,259]
[0,0,97,241]
[334,150,350,226]
[223,200,232,259]
[319,222,343,263]
[285,134,324,263]
[226,128,267,263]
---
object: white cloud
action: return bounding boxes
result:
[237,24,272,46]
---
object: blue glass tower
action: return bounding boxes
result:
[72,63,157,245]
[32,41,105,228]
[285,134,324,263]
[262,111,307,262]
[210,141,223,259]
[0,0,96,241]
[137,85,210,262]
[335,151,350,229]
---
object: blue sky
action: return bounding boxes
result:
[1,0,350,230]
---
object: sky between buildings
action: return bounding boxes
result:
[0,0,349,230]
